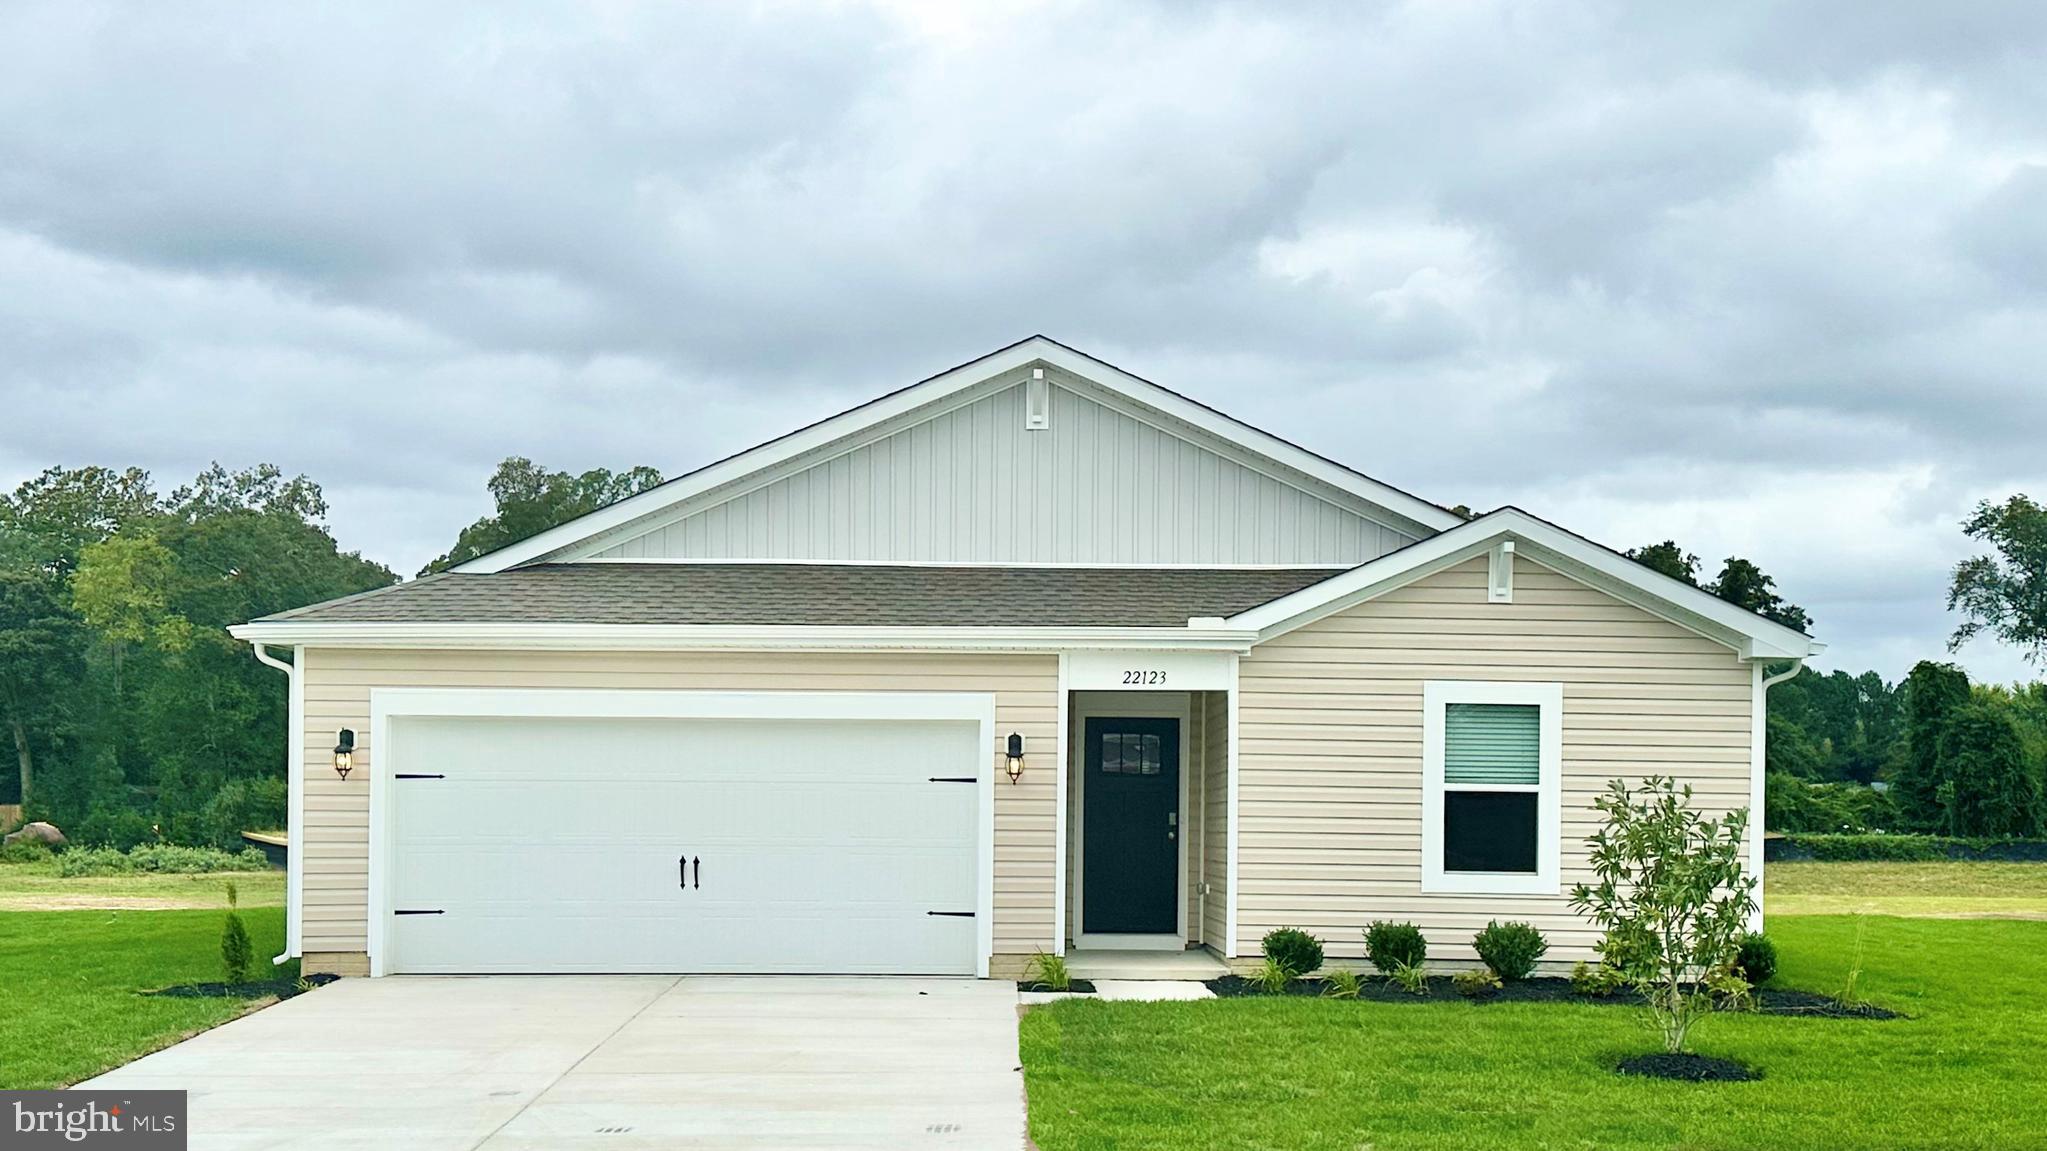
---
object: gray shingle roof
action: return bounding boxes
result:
[258,564,1343,627]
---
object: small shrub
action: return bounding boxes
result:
[1320,969,1362,999]
[1453,968,1502,999]
[1261,927,1325,976]
[0,840,53,864]
[1363,921,1428,973]
[1570,961,1626,998]
[220,881,253,985]
[1385,958,1429,996]
[1252,957,1295,994]
[1705,967,1754,1012]
[57,844,269,877]
[1569,776,1758,1055]
[1025,950,1071,991]
[1733,933,1778,986]
[1472,920,1548,981]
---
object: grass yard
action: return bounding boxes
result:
[0,861,284,911]
[1022,912,2047,1150]
[1767,861,2047,918]
[0,907,289,1089]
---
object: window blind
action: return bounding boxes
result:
[1444,702,1541,785]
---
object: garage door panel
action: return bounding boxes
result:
[385,711,982,975]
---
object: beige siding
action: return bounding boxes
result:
[1200,689,1230,952]
[299,649,1057,969]
[1235,556,1754,964]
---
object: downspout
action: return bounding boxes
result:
[249,643,298,967]
[1751,657,1807,933]
[1762,658,1807,691]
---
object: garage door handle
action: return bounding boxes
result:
[692,856,701,889]
[679,854,686,889]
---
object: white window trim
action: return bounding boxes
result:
[1421,680,1563,895]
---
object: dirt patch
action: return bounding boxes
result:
[0,894,219,911]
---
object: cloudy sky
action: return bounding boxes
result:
[3,1,2043,681]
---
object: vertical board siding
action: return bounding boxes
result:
[1201,688,1230,952]
[1235,556,1755,963]
[592,382,1416,565]
[298,650,1057,966]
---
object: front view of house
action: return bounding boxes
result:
[232,336,1821,979]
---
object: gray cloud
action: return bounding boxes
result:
[2,0,2044,682]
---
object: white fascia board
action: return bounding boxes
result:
[228,620,1260,652]
[1227,507,1822,660]
[453,336,1460,572]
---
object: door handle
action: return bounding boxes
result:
[679,854,687,889]
[692,856,700,890]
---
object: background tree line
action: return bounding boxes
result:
[1,453,2041,847]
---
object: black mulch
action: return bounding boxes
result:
[1617,1053,1761,1082]
[1019,979,1097,993]
[1204,975,1904,1018]
[144,972,341,1000]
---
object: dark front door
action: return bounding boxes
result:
[1081,716,1180,935]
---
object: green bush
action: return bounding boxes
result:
[57,844,269,877]
[1363,921,1428,973]
[1453,968,1502,999]
[221,881,253,984]
[1319,969,1362,999]
[1024,950,1071,991]
[1776,833,2047,861]
[1252,957,1295,994]
[199,777,289,851]
[72,806,157,851]
[1261,927,1325,976]
[1385,959,1430,996]
[1734,933,1778,986]
[1766,774,1902,834]
[1570,960,1626,998]
[0,840,54,864]
[1472,920,1548,981]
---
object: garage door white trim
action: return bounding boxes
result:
[366,688,998,978]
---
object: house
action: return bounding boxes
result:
[230,336,1822,979]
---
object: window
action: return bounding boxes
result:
[1101,731,1163,775]
[1421,682,1562,894]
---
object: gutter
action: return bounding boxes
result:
[228,621,1262,653]
[1762,657,1808,690]
[247,643,300,967]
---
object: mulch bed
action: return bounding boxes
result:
[1019,978,1097,993]
[144,972,340,1000]
[1617,1053,1762,1081]
[1204,974,1903,1017]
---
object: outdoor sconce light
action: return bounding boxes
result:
[332,729,356,781]
[1005,732,1025,784]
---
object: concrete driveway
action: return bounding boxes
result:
[84,976,1026,1149]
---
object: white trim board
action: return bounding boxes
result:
[1420,680,1564,896]
[1227,506,1823,661]
[451,336,1461,572]
[364,688,997,978]
[232,621,1260,651]
[1068,691,1192,950]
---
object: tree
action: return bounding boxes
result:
[1949,494,2047,665]
[0,564,84,807]
[422,458,665,574]
[1898,661,1972,829]
[1569,777,1757,1055]
[1935,700,2044,837]
[1706,557,1811,633]
[0,466,159,574]
[1626,540,1702,584]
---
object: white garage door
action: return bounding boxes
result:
[383,711,982,975]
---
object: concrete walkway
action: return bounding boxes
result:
[85,976,1026,1150]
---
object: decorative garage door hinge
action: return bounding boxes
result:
[394,773,445,779]
[926,910,975,917]
[392,909,445,915]
[927,776,976,783]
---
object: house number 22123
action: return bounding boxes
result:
[1122,670,1167,685]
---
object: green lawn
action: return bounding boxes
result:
[0,861,284,911]
[1768,861,2047,918]
[0,907,289,1089]
[1022,915,2047,1149]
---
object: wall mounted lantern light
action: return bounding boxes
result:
[1005,732,1025,784]
[333,729,356,781]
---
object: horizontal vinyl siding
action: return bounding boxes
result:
[1236,556,1754,963]
[1201,690,1229,952]
[299,649,1057,963]
[592,381,1416,565]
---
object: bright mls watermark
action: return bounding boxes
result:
[5,1091,185,1148]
